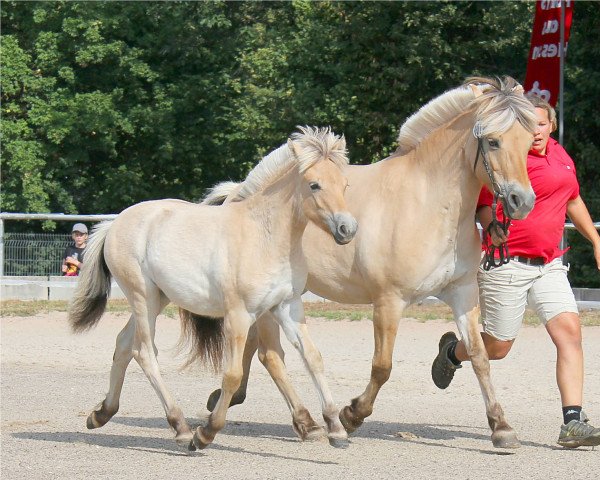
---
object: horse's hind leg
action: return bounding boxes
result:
[87,315,135,429]
[272,298,348,448]
[339,297,405,433]
[129,289,193,446]
[441,283,519,449]
[256,312,325,441]
[206,322,258,412]
[192,309,251,449]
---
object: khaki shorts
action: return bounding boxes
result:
[477,258,578,341]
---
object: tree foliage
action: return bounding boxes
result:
[1,1,598,285]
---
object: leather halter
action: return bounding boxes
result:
[472,123,510,271]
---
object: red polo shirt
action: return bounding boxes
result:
[478,138,579,263]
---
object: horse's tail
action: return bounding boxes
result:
[178,308,225,372]
[201,181,243,205]
[69,221,113,333]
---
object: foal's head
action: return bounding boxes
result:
[288,127,358,245]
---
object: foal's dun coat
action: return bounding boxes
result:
[205,77,538,448]
[69,127,357,449]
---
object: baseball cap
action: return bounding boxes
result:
[72,223,88,234]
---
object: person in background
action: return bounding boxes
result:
[431,94,600,448]
[62,223,88,276]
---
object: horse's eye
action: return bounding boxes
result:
[488,139,500,149]
[309,182,321,191]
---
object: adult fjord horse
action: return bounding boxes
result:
[69,127,358,450]
[204,77,537,448]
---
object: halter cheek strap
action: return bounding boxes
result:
[472,124,510,271]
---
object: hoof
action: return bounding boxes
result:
[339,406,363,434]
[175,431,194,448]
[86,412,104,430]
[187,440,197,452]
[304,426,327,442]
[328,436,350,449]
[192,430,210,450]
[206,389,246,412]
[492,428,521,449]
[206,389,221,412]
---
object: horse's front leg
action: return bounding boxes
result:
[256,312,326,441]
[191,309,251,450]
[339,297,405,433]
[441,282,519,448]
[272,298,348,448]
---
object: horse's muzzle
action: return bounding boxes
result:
[503,183,536,220]
[330,213,358,245]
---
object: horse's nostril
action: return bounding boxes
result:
[509,192,522,210]
[339,224,348,236]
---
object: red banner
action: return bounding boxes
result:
[524,0,574,106]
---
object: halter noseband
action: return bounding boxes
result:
[472,123,510,271]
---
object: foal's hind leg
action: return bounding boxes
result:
[127,290,194,446]
[272,298,348,448]
[441,283,519,449]
[256,313,325,441]
[87,315,135,429]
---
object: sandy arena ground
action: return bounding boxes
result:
[2,310,599,479]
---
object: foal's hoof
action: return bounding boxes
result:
[303,426,327,442]
[339,406,363,434]
[328,436,350,449]
[491,428,521,449]
[86,412,106,430]
[175,431,194,448]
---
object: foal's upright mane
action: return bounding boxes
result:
[396,76,537,155]
[202,127,348,204]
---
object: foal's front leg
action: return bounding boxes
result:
[271,298,348,448]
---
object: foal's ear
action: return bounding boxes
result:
[469,84,483,98]
[287,139,303,160]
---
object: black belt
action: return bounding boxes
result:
[511,256,546,266]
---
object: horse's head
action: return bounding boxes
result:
[469,77,537,220]
[288,128,358,245]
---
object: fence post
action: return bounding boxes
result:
[0,219,4,277]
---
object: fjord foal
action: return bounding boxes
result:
[69,127,357,450]
[205,77,538,448]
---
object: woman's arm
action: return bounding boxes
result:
[567,195,600,270]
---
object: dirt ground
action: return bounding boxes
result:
[2,310,599,479]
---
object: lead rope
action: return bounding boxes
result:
[482,193,510,271]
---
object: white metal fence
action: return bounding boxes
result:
[0,213,117,277]
[1,212,598,277]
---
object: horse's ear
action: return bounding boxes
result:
[287,139,303,159]
[469,84,483,98]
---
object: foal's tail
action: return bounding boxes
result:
[178,308,225,373]
[69,221,113,333]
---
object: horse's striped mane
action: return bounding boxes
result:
[202,126,347,204]
[396,76,537,155]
